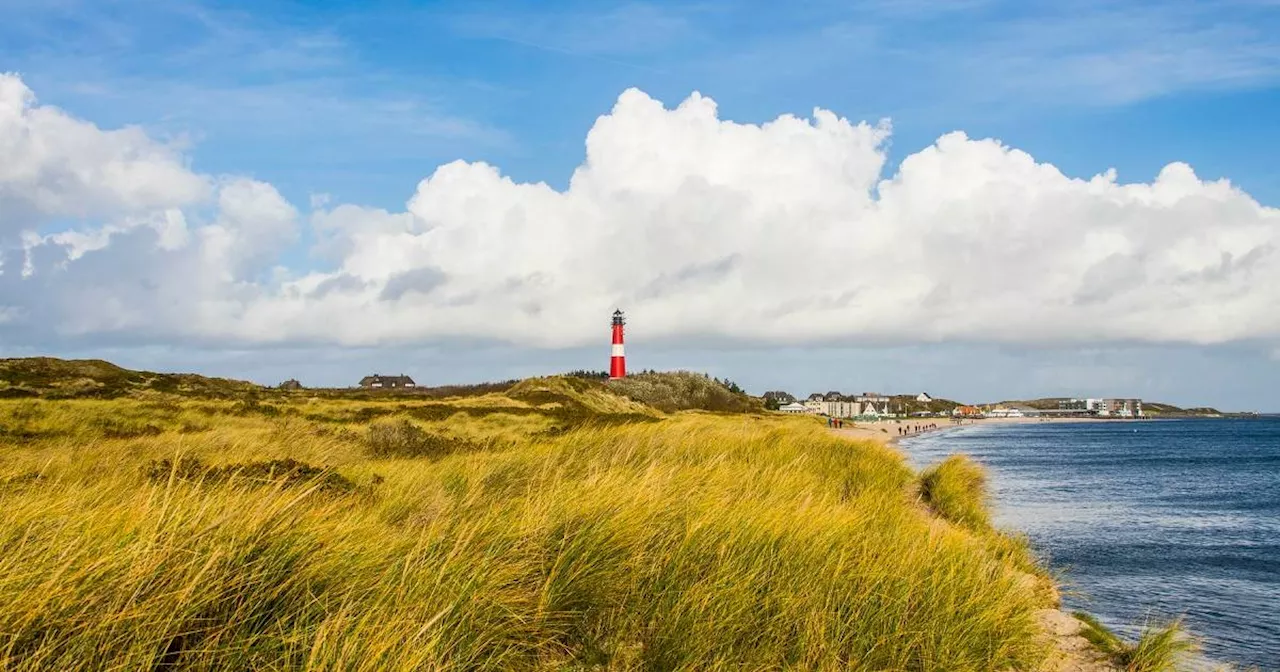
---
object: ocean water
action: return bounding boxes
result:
[902,418,1280,669]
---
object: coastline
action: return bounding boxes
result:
[837,416,1139,672]
[866,417,1245,671]
[834,415,1130,446]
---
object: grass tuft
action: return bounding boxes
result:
[1073,611,1199,672]
[920,454,991,530]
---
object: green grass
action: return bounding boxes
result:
[1073,611,1199,672]
[0,373,1187,671]
[919,454,992,531]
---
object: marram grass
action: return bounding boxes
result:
[3,394,1053,670]
[919,454,992,531]
[1073,611,1199,672]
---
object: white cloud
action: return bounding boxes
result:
[2,74,1279,351]
[0,73,209,233]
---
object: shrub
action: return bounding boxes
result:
[0,471,44,492]
[919,454,991,530]
[607,371,762,413]
[366,419,481,459]
[142,457,355,493]
[94,417,164,439]
[229,399,282,417]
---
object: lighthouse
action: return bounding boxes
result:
[609,309,627,379]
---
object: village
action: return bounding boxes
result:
[765,391,1146,421]
[288,310,1147,424]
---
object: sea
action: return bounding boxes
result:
[902,418,1280,670]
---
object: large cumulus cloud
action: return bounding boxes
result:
[2,73,1277,349]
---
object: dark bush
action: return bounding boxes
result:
[607,372,763,414]
[0,471,44,491]
[366,420,486,459]
[95,417,164,439]
[142,457,355,493]
[229,399,282,417]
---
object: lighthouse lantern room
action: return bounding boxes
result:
[609,309,627,379]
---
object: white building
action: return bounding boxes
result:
[799,392,896,418]
[1059,397,1143,417]
[916,392,933,403]
[777,402,810,414]
[1100,398,1144,417]
[819,400,860,418]
[855,393,893,416]
[986,405,1041,418]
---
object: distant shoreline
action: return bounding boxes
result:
[833,415,1148,445]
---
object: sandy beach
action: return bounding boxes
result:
[833,415,1127,444]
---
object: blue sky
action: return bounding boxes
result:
[2,0,1280,409]
[9,0,1280,210]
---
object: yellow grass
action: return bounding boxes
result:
[0,389,1057,670]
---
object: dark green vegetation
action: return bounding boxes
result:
[890,394,963,415]
[605,370,762,413]
[143,456,358,493]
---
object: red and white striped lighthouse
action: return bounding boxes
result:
[609,309,627,379]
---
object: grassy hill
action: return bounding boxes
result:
[0,358,1191,670]
[990,397,1224,416]
[889,394,963,415]
[0,357,263,399]
[607,371,763,414]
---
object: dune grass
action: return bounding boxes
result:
[919,454,992,531]
[0,388,1065,670]
[1073,611,1199,672]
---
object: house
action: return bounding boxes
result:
[1057,398,1142,417]
[1059,398,1103,413]
[854,393,892,416]
[777,402,810,414]
[359,374,416,389]
[278,379,303,391]
[763,390,796,404]
[825,399,861,418]
[952,405,983,417]
[916,392,933,403]
[1100,398,1143,417]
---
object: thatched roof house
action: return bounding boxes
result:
[359,374,416,389]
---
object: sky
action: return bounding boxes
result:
[2,0,1279,410]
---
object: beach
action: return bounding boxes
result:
[894,416,1280,668]
[833,415,1119,444]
